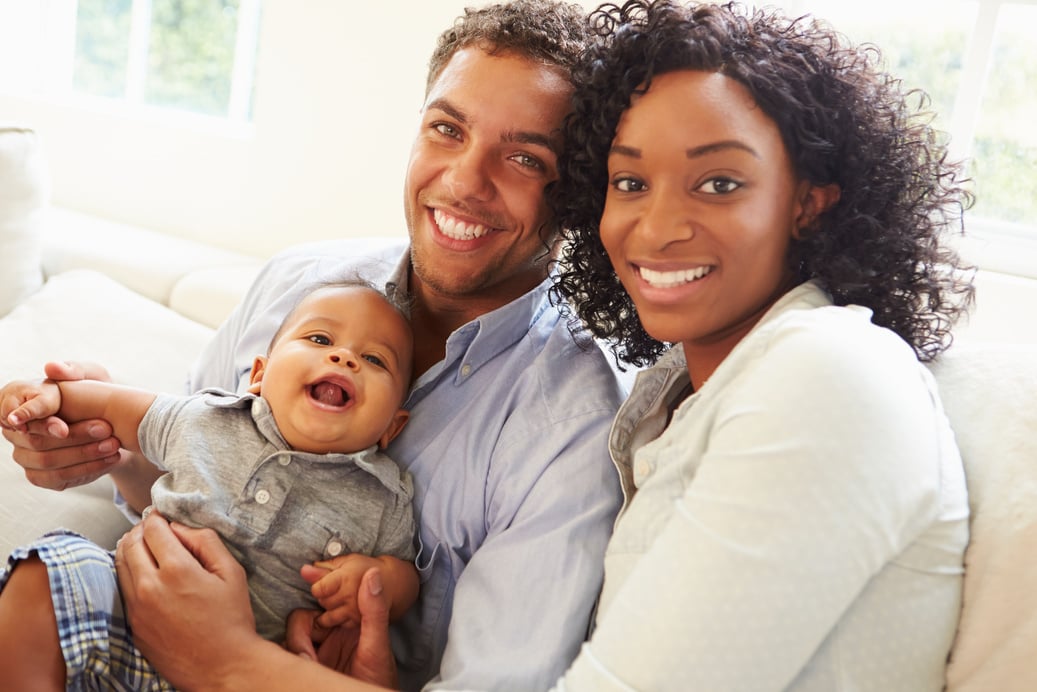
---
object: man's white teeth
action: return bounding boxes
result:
[639,265,713,288]
[434,209,491,240]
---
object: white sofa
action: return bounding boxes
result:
[2,127,1036,690]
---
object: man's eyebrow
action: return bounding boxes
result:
[503,129,559,154]
[426,98,467,125]
[426,97,559,154]
[609,140,762,160]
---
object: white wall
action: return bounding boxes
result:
[0,1,501,258]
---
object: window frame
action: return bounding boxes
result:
[781,0,1037,279]
[6,0,262,127]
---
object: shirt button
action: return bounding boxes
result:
[277,455,291,466]
[255,489,271,505]
[326,540,344,557]
[460,364,472,377]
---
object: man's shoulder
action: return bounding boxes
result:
[248,237,408,303]
[269,236,407,263]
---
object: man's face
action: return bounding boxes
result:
[403,46,573,308]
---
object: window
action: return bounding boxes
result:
[780,0,1037,277]
[0,0,262,123]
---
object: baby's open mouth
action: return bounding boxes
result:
[309,381,350,407]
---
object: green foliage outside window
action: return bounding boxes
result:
[73,0,132,99]
[147,0,240,117]
[73,0,244,119]
[970,13,1037,226]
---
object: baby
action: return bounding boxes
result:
[0,279,418,689]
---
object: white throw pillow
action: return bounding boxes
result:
[0,269,215,556]
[0,125,47,316]
[933,342,1037,691]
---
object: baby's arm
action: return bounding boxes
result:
[4,379,156,455]
[301,554,419,628]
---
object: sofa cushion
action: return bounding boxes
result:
[0,269,215,556]
[934,342,1037,691]
[0,125,47,317]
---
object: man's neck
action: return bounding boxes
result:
[406,270,543,379]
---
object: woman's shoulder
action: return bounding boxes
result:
[727,288,926,401]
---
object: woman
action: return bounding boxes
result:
[549,1,974,689]
[109,2,977,690]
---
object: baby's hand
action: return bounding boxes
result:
[300,554,380,629]
[0,379,64,435]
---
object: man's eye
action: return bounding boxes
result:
[510,153,545,171]
[434,123,460,139]
[363,354,387,369]
[698,177,742,194]
[308,335,331,346]
[612,177,646,193]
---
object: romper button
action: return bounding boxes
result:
[461,364,472,377]
[255,489,271,505]
[278,456,291,466]
[326,540,344,557]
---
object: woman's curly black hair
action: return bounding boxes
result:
[550,0,975,367]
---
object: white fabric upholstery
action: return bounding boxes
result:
[0,125,47,316]
[934,342,1037,691]
[0,270,214,555]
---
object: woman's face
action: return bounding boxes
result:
[600,70,815,378]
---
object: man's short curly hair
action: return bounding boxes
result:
[425,0,592,93]
[550,0,976,367]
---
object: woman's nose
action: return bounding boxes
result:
[638,189,696,247]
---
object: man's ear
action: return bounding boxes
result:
[794,182,841,239]
[247,355,267,395]
[377,409,410,449]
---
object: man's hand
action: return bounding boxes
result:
[115,512,261,690]
[1,361,122,490]
[285,568,398,688]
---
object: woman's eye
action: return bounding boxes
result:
[308,335,331,346]
[363,354,387,369]
[698,177,742,194]
[612,177,646,193]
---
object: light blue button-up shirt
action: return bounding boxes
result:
[185,239,625,691]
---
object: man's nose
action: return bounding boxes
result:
[444,146,494,202]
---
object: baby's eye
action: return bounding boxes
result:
[612,177,646,193]
[363,354,387,369]
[308,335,331,346]
[697,177,742,194]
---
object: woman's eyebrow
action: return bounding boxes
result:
[609,139,761,159]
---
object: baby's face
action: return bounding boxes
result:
[249,285,413,454]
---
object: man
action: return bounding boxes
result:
[3,2,624,690]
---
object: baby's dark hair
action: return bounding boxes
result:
[267,277,413,355]
[425,0,592,95]
[550,0,975,366]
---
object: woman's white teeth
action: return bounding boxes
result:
[435,209,490,240]
[639,265,713,288]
